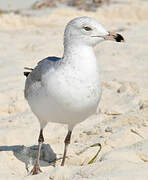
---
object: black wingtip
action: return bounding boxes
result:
[24,72,30,77]
[24,67,33,77]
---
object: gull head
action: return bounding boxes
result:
[64,16,124,47]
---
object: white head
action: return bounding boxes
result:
[64,16,124,47]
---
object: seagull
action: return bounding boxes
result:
[24,16,124,175]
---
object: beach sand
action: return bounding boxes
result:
[0,0,148,179]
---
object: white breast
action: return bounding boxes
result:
[45,56,100,111]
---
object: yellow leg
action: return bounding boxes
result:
[30,129,44,175]
[61,130,72,166]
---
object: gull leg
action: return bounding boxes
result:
[30,129,44,175]
[61,130,72,166]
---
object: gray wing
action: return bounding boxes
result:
[24,56,61,99]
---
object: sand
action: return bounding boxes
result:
[0,0,148,179]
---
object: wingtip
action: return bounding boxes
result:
[24,72,30,77]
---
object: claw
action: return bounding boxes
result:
[30,164,42,175]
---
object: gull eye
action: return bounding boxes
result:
[83,26,92,31]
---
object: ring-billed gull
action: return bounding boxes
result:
[24,16,124,175]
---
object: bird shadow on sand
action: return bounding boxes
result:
[0,144,56,172]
